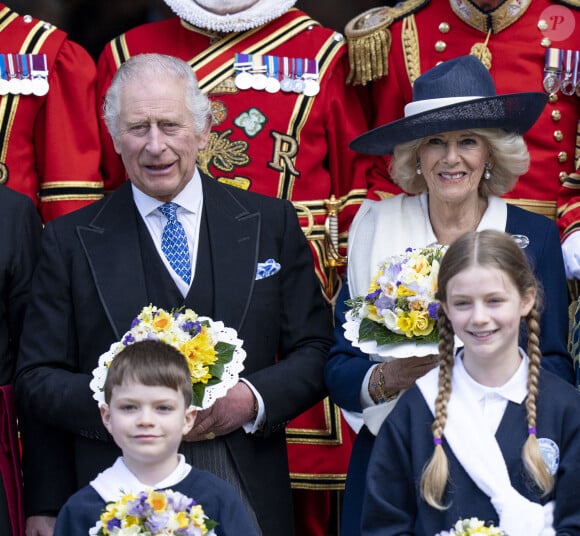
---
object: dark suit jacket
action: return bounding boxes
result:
[0,186,42,385]
[15,176,333,536]
[0,186,42,536]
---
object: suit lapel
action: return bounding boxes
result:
[77,183,149,339]
[76,177,260,337]
[200,174,259,331]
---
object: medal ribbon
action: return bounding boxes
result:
[544,48,563,72]
[30,53,47,77]
[251,54,265,75]
[6,54,16,81]
[0,55,7,82]
[265,55,279,79]
[561,50,579,96]
[543,48,563,94]
[20,54,30,80]
[234,52,252,72]
[304,58,319,81]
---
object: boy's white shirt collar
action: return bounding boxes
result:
[90,454,192,502]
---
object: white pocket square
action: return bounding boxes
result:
[256,258,281,280]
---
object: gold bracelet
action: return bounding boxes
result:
[369,365,386,403]
[375,364,399,403]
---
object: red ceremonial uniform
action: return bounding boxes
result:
[96,7,377,531]
[350,0,580,239]
[0,3,103,222]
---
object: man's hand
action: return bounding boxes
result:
[562,231,580,279]
[26,515,56,536]
[184,382,256,442]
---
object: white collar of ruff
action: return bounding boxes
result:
[163,0,298,33]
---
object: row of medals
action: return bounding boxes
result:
[234,58,320,97]
[0,53,49,97]
[234,68,320,96]
[543,48,580,97]
[0,75,49,97]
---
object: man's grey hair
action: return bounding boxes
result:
[103,53,212,142]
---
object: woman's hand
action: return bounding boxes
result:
[370,355,439,403]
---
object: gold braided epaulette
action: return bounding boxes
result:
[345,0,429,86]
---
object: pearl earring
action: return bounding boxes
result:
[416,164,422,175]
[484,162,491,180]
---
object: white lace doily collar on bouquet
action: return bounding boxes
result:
[343,310,439,360]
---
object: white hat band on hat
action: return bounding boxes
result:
[350,56,547,155]
[404,96,485,117]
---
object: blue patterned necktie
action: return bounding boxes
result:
[158,202,191,285]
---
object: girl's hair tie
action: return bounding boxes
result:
[528,426,537,435]
[433,437,442,446]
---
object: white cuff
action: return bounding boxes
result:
[240,378,265,434]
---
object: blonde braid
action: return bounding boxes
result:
[420,311,454,509]
[522,304,554,494]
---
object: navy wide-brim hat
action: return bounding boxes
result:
[350,55,548,155]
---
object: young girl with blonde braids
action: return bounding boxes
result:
[361,230,580,536]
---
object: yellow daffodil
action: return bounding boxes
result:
[397,285,416,298]
[149,491,167,512]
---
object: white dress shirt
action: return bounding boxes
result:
[132,170,203,298]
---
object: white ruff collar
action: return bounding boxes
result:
[90,455,192,503]
[163,0,297,33]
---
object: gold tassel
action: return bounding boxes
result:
[345,8,393,86]
[346,28,391,86]
[470,28,492,70]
